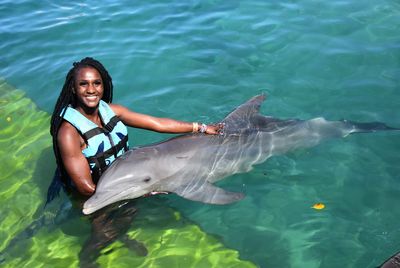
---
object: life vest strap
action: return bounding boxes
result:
[87,134,129,180]
[83,116,121,140]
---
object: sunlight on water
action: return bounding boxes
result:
[0,0,399,267]
[0,79,51,251]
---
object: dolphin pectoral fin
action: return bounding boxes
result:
[174,182,244,205]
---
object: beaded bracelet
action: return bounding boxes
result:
[199,123,208,133]
[192,122,199,133]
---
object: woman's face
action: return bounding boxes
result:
[73,67,104,111]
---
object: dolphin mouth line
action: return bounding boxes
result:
[83,185,144,214]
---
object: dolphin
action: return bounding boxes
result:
[83,94,399,215]
[379,250,400,268]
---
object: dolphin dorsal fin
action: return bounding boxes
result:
[221,94,266,130]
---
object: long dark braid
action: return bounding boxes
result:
[50,57,114,186]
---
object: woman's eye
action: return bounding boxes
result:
[79,82,88,86]
[94,81,102,86]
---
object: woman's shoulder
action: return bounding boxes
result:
[108,103,130,117]
[57,120,86,149]
[57,120,80,140]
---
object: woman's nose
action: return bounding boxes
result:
[87,83,95,92]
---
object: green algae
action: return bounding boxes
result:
[0,78,52,253]
[0,79,256,268]
[97,202,256,268]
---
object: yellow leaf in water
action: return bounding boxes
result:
[174,211,181,221]
[312,203,325,210]
[6,116,11,122]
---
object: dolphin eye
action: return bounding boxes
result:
[143,177,151,183]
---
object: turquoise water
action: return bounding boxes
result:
[1,0,399,267]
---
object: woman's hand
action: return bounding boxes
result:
[203,123,225,135]
[111,104,225,135]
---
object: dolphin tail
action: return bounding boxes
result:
[345,120,400,134]
[378,250,400,268]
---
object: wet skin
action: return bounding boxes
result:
[73,67,104,124]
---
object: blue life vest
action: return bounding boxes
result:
[62,100,129,182]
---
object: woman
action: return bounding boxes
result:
[49,57,221,200]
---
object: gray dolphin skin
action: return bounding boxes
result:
[379,250,400,268]
[83,94,399,215]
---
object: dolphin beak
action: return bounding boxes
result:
[82,186,147,215]
[82,194,109,215]
[82,205,96,215]
[82,191,123,215]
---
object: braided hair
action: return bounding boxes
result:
[50,57,113,184]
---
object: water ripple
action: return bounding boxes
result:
[0,1,399,266]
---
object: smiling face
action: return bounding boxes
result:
[73,67,104,113]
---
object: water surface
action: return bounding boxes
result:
[0,1,399,267]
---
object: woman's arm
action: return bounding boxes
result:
[110,104,222,134]
[57,122,96,196]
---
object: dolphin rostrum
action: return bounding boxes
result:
[83,95,399,215]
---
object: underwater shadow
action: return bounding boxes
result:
[1,147,147,267]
